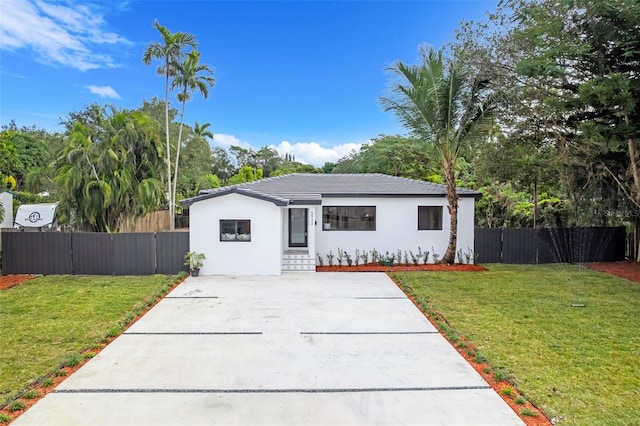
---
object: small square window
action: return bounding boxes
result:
[220,220,251,241]
[418,206,443,230]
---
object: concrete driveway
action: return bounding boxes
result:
[14,273,524,426]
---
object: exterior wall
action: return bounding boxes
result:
[314,196,476,264]
[189,193,283,275]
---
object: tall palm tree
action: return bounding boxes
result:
[170,51,215,209]
[381,47,498,264]
[143,20,197,230]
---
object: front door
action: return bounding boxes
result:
[288,208,308,248]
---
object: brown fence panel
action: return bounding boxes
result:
[113,233,156,275]
[72,232,114,275]
[156,232,189,274]
[2,232,72,274]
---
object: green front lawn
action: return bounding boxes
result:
[0,274,180,407]
[391,264,640,425]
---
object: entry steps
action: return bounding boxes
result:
[282,251,315,272]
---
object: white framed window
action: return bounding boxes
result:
[418,206,443,230]
[220,219,251,241]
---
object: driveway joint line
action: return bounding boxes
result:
[354,297,406,299]
[55,386,491,394]
[164,296,219,299]
[124,332,263,335]
[300,331,439,335]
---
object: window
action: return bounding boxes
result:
[322,206,376,231]
[418,206,443,230]
[220,220,251,241]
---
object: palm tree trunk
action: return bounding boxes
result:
[164,64,174,231]
[442,157,459,264]
[172,96,186,219]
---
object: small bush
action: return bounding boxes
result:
[520,408,539,417]
[345,251,353,267]
[41,377,54,387]
[326,250,334,266]
[515,396,527,405]
[22,389,40,399]
[8,400,25,412]
[316,253,324,266]
[494,367,512,383]
[107,325,123,338]
[54,369,67,377]
[336,248,344,266]
[64,353,84,367]
[0,413,12,424]
[83,352,96,359]
[500,387,515,398]
[360,250,369,265]
[474,351,487,363]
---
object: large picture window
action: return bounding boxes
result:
[418,206,443,230]
[322,206,376,231]
[220,220,251,241]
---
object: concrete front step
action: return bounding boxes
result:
[282,253,316,272]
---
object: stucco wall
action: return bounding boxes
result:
[189,193,283,275]
[314,196,476,264]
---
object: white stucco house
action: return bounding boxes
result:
[180,173,481,275]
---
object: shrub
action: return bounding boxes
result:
[316,253,324,266]
[500,387,515,398]
[345,252,353,267]
[41,377,54,387]
[409,250,419,265]
[23,389,40,399]
[326,251,334,266]
[515,396,527,405]
[520,408,539,417]
[0,413,11,424]
[354,249,360,266]
[64,353,84,367]
[8,400,25,412]
[360,250,369,265]
[336,248,344,266]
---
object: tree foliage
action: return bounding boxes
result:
[54,109,166,232]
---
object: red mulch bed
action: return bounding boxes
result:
[317,263,486,272]
[587,261,640,283]
[0,275,37,291]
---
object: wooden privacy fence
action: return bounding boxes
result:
[474,227,626,264]
[1,231,189,275]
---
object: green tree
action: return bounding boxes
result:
[54,110,165,232]
[143,20,197,230]
[381,47,499,264]
[512,0,640,257]
[332,135,436,179]
[171,51,215,210]
[178,122,215,198]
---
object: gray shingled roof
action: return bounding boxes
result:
[180,173,481,206]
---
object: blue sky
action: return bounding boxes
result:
[0,0,495,165]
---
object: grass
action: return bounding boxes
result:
[0,274,179,407]
[391,264,640,425]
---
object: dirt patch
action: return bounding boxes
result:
[0,275,38,291]
[586,261,640,283]
[317,263,486,272]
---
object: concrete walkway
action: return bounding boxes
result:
[14,273,524,425]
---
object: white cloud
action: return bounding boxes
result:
[271,141,364,167]
[86,85,121,99]
[212,133,253,150]
[0,0,130,71]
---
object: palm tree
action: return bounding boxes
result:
[143,20,197,230]
[170,51,215,210]
[381,47,498,264]
[193,121,214,140]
